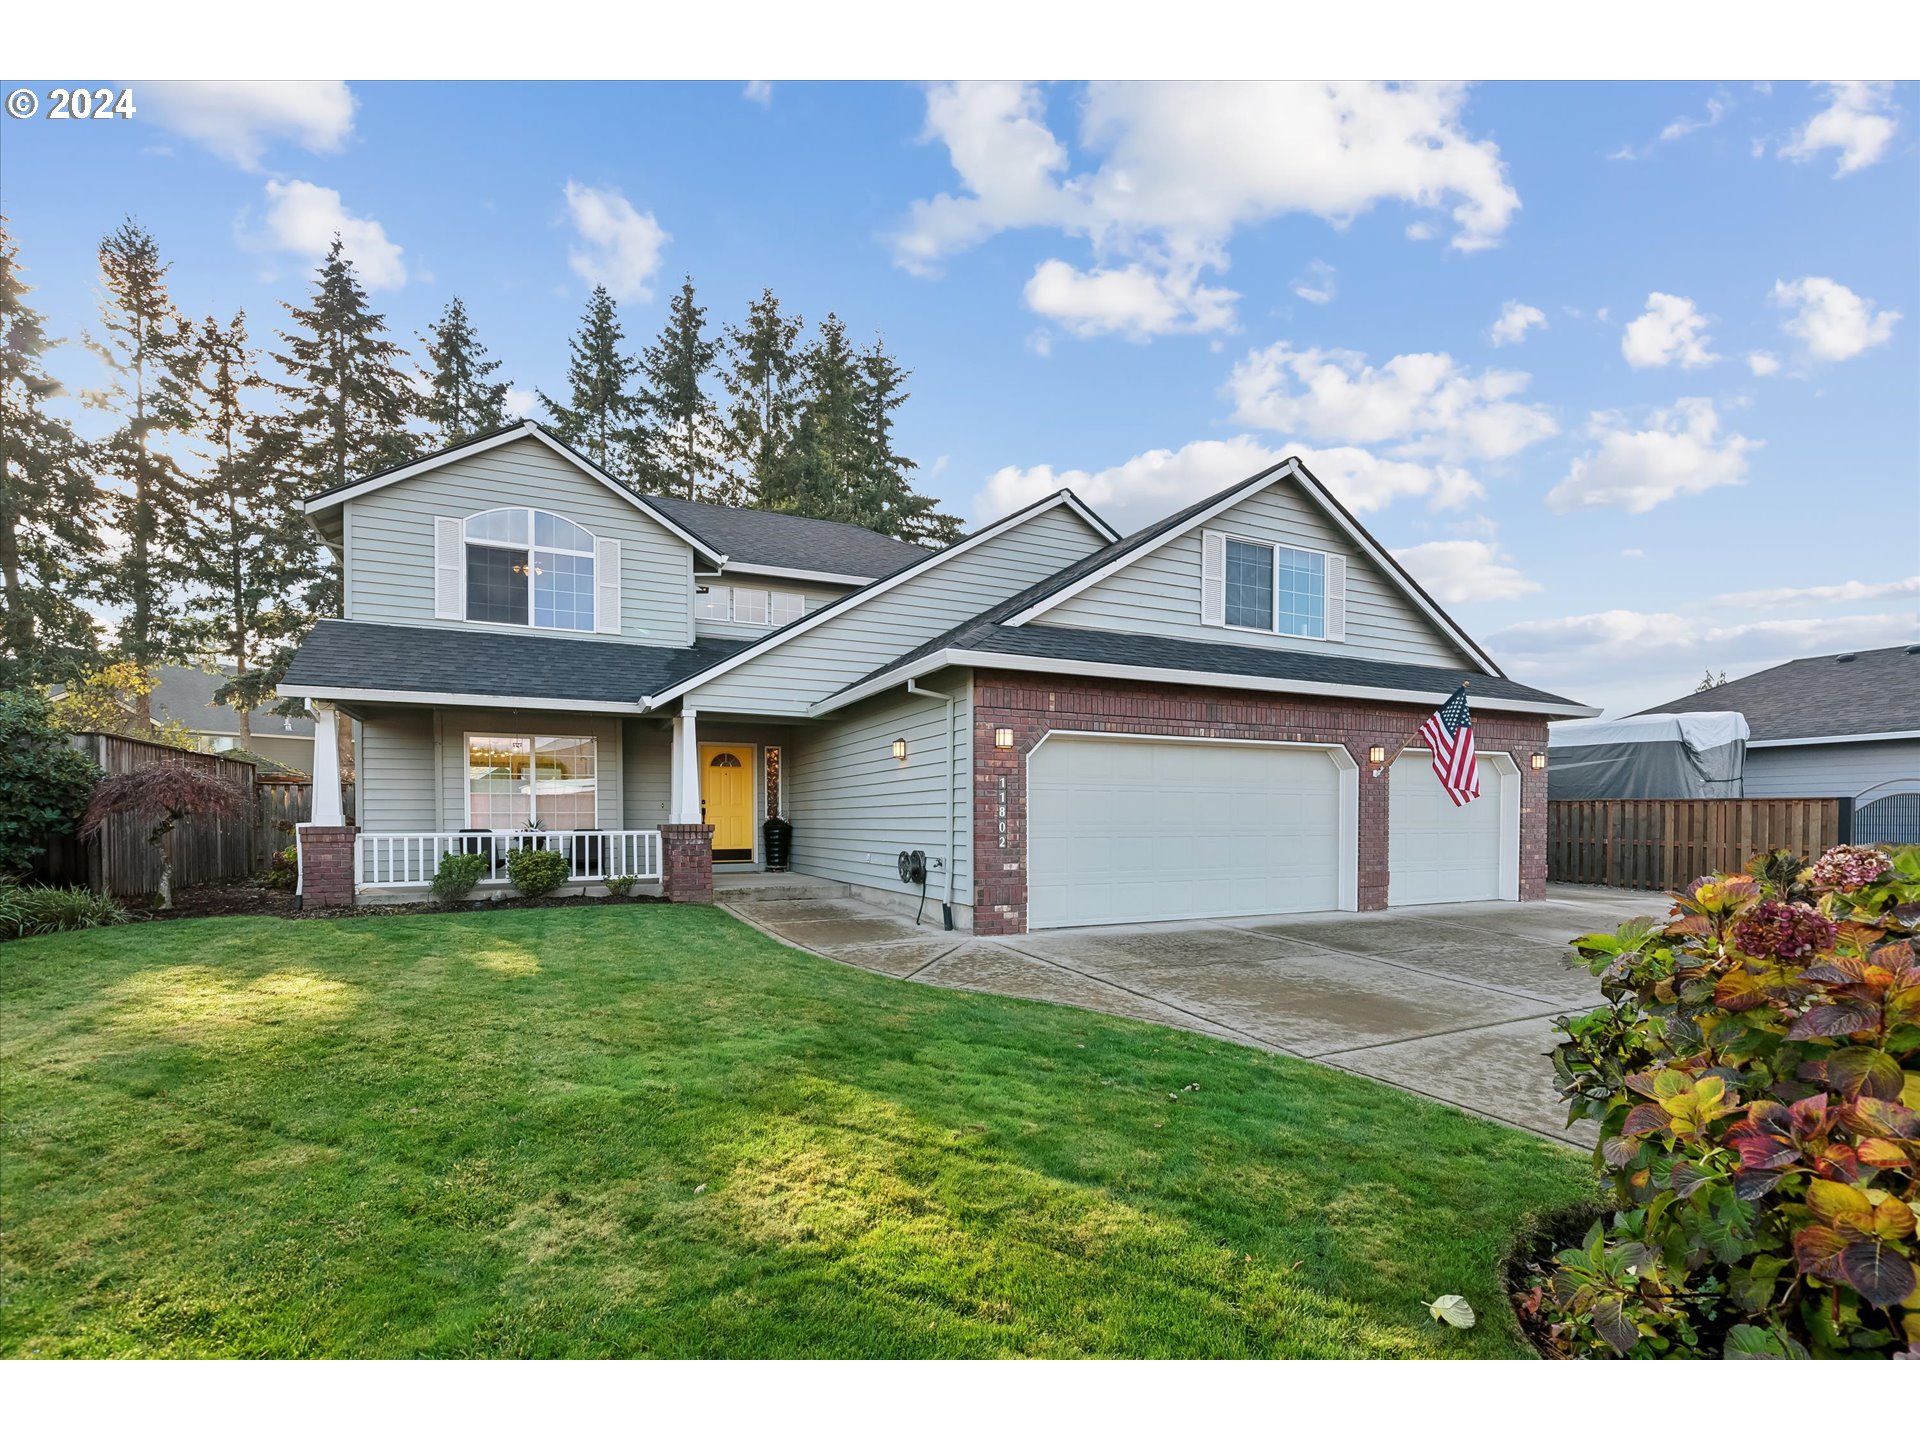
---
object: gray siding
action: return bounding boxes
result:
[1745,739,1920,802]
[692,579,856,642]
[788,675,972,904]
[687,505,1107,715]
[342,435,696,646]
[1043,482,1473,668]
[621,719,674,828]
[358,708,436,830]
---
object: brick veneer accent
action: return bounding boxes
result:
[661,823,715,903]
[971,672,1549,936]
[297,824,358,909]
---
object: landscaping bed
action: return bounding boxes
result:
[122,881,669,925]
[1,905,1594,1358]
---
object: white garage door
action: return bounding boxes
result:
[1027,737,1348,929]
[1388,750,1514,905]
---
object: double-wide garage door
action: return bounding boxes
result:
[1027,737,1345,929]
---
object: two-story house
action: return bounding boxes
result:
[280,420,1594,933]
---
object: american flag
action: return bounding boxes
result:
[1420,684,1480,806]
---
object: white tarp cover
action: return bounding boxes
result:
[1548,711,1750,800]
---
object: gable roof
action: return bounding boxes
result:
[1636,644,1920,745]
[298,421,729,566]
[998,457,1505,678]
[151,664,315,737]
[643,493,933,582]
[634,488,1118,709]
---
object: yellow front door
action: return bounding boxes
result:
[699,745,755,856]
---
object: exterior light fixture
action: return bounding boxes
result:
[891,738,908,761]
[994,727,1014,749]
[1531,752,1547,770]
[1368,745,1386,765]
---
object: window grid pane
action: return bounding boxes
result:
[533,551,596,631]
[534,511,594,553]
[465,509,528,545]
[468,736,531,828]
[531,736,596,829]
[1224,540,1274,630]
[731,588,769,625]
[466,545,529,625]
[768,590,805,626]
[1277,547,1325,638]
[695,585,731,620]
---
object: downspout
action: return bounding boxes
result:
[905,678,957,931]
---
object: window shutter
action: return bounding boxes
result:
[595,537,621,633]
[1200,530,1226,627]
[1324,554,1347,642]
[434,517,463,620]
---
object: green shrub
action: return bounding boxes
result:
[259,845,298,891]
[0,882,129,939]
[605,874,635,898]
[429,851,489,903]
[1531,844,1920,1359]
[505,846,568,899]
[0,691,103,878]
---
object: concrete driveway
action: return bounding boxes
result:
[718,880,1659,1147]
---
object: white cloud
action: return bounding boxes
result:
[1746,350,1781,376]
[1769,276,1900,363]
[260,180,407,289]
[1489,301,1546,347]
[1023,258,1238,339]
[896,81,1518,336]
[562,181,670,302]
[1227,343,1557,461]
[141,81,355,170]
[1404,221,1435,241]
[504,387,538,420]
[1714,575,1919,608]
[1620,292,1719,369]
[1620,548,1646,559]
[1547,398,1758,514]
[1658,93,1731,145]
[972,436,1480,534]
[1778,82,1899,175]
[742,81,774,107]
[1291,260,1337,305]
[1391,539,1540,604]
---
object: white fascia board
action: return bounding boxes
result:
[638,490,1094,711]
[1003,458,1505,679]
[298,421,729,568]
[1747,730,1920,748]
[1059,490,1121,542]
[812,647,1599,719]
[706,562,875,586]
[277,681,644,716]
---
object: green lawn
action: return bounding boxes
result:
[1,905,1593,1357]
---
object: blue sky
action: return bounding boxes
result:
[3,78,1914,713]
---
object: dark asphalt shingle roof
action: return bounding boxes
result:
[149,664,316,736]
[843,620,1584,711]
[1636,644,1920,742]
[642,493,931,580]
[282,620,753,707]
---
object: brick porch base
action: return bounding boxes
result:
[298,824,358,908]
[970,672,1548,936]
[661,823,716,903]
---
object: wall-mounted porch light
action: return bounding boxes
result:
[1368,745,1386,765]
[891,738,908,761]
[993,727,1014,749]
[1531,752,1547,770]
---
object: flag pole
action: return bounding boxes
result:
[1370,679,1469,778]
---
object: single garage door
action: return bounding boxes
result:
[1388,750,1514,905]
[1027,736,1348,929]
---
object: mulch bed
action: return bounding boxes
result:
[128,882,669,924]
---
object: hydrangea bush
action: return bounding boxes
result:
[1529,844,1920,1359]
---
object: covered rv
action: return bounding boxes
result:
[1547,711,1749,801]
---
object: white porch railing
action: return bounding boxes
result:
[355,830,663,888]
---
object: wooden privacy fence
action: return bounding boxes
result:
[1549,797,1849,891]
[252,780,357,864]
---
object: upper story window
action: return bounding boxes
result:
[463,508,597,632]
[695,583,812,628]
[1207,529,1343,642]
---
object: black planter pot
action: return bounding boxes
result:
[762,817,793,871]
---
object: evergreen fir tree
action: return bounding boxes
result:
[186,312,304,743]
[420,296,512,446]
[767,313,866,525]
[635,278,729,501]
[855,335,962,545]
[721,288,804,507]
[84,220,200,724]
[538,286,643,478]
[0,217,100,687]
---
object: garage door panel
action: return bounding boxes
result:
[1027,737,1348,928]
[1388,752,1512,906]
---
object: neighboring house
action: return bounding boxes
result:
[1637,645,1920,846]
[149,665,316,775]
[279,420,1593,932]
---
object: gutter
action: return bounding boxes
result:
[905,677,958,930]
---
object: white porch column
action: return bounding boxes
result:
[669,709,703,823]
[309,701,346,825]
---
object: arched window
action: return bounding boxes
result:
[464,508,598,631]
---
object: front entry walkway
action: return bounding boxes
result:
[719,882,1659,1147]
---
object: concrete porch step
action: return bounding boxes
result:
[711,872,852,903]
